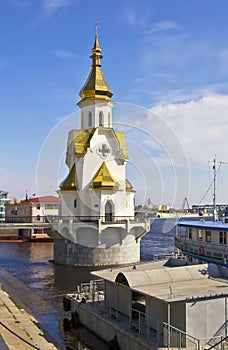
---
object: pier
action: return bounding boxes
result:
[0,284,58,350]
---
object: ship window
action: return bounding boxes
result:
[74,199,77,208]
[36,204,40,210]
[188,228,192,239]
[36,215,40,221]
[198,229,202,241]
[88,111,92,127]
[219,231,227,244]
[99,111,103,126]
[206,230,211,243]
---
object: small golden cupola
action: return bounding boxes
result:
[78,24,113,104]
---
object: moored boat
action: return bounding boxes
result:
[175,157,228,269]
[175,217,228,267]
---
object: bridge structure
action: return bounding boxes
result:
[0,216,55,241]
[0,215,146,231]
[0,215,150,248]
[0,222,51,230]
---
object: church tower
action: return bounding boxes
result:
[51,27,150,265]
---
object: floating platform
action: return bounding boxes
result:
[63,259,228,350]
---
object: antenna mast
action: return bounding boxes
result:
[212,157,216,210]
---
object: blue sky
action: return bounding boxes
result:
[1,0,228,207]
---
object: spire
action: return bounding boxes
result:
[78,23,113,103]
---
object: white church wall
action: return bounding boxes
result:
[80,100,113,129]
[77,227,98,247]
[100,227,122,246]
[59,191,79,216]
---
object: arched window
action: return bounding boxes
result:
[99,111,103,126]
[88,111,92,127]
[105,201,113,222]
[74,199,77,208]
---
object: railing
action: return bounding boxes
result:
[68,279,105,303]
[4,216,49,223]
[47,215,138,224]
[175,236,228,264]
[203,335,228,350]
[107,306,224,350]
[106,306,227,350]
[3,215,147,225]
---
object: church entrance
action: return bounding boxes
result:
[105,201,113,222]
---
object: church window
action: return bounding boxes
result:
[74,199,77,208]
[105,201,113,222]
[99,111,103,126]
[88,111,92,127]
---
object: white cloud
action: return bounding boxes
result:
[150,94,228,167]
[121,8,149,29]
[148,20,181,33]
[218,50,228,60]
[22,0,76,23]
[53,50,76,59]
[42,0,74,17]
[147,94,228,204]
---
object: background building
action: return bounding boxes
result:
[192,204,228,215]
[5,196,58,240]
[0,190,10,222]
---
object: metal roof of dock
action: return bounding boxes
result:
[92,262,228,303]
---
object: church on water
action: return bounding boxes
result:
[50,28,150,265]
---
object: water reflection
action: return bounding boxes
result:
[0,242,108,349]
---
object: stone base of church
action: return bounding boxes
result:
[53,238,141,266]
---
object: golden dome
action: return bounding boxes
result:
[79,33,113,102]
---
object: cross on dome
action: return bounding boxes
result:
[96,20,98,36]
[78,24,113,103]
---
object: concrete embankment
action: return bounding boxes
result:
[0,284,59,350]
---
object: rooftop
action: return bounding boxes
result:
[9,196,59,204]
[177,219,228,231]
[92,261,228,303]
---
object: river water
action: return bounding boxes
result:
[0,218,177,350]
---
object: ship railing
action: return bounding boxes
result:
[106,305,221,350]
[118,308,224,350]
[203,335,228,350]
[175,236,228,262]
[68,279,105,303]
